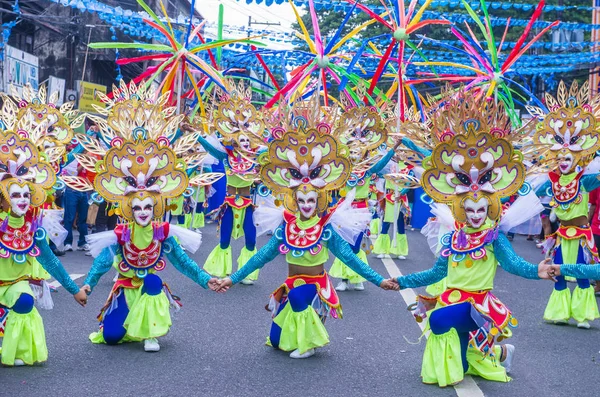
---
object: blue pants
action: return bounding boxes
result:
[64,188,89,247]
[381,212,406,235]
[219,204,256,251]
[102,274,163,345]
[429,302,479,373]
[269,284,318,350]
[553,244,591,290]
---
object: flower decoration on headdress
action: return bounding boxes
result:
[528,80,600,168]
[417,92,527,224]
[0,84,85,167]
[62,80,223,222]
[259,124,350,215]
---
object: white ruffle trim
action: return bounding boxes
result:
[499,191,544,233]
[327,188,372,245]
[31,281,54,310]
[86,230,118,258]
[42,209,67,251]
[253,195,285,237]
[169,224,202,254]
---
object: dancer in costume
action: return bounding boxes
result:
[186,84,267,285]
[528,81,600,329]
[215,118,399,359]
[0,112,87,366]
[329,107,401,291]
[391,92,560,387]
[63,81,223,352]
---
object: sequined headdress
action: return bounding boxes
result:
[260,106,350,214]
[527,80,600,168]
[0,84,85,168]
[407,91,529,224]
[63,80,222,222]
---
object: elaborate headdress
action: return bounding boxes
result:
[527,80,600,168]
[0,84,84,160]
[0,84,85,170]
[259,123,350,215]
[63,81,222,222]
[406,91,529,224]
[332,106,388,172]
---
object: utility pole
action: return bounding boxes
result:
[248,16,280,101]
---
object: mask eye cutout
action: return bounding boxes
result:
[569,136,579,145]
[310,166,322,179]
[124,176,137,187]
[478,170,493,185]
[146,176,158,186]
[456,173,471,186]
[554,134,564,144]
[289,168,302,179]
[16,166,28,176]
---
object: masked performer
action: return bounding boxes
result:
[63,81,222,352]
[188,85,266,285]
[527,81,600,328]
[216,118,398,359]
[329,107,400,291]
[0,110,87,366]
[392,93,560,387]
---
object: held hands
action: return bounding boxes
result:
[213,277,232,293]
[73,289,88,307]
[538,258,561,281]
[207,278,221,291]
[380,278,400,291]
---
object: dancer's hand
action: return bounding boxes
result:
[81,284,92,295]
[538,258,558,281]
[380,278,400,291]
[207,278,220,291]
[215,277,232,293]
[74,289,88,307]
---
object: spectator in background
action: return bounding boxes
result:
[61,122,98,252]
[588,187,600,294]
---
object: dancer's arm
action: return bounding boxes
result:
[556,263,600,279]
[83,245,121,291]
[395,255,448,289]
[493,233,540,279]
[327,229,385,286]
[197,135,227,161]
[581,174,600,192]
[164,236,212,289]
[36,237,80,294]
[368,149,395,176]
[401,137,431,158]
[228,235,281,284]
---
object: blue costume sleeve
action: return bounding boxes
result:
[534,180,552,197]
[367,149,395,176]
[229,234,282,284]
[493,233,539,279]
[36,237,80,294]
[581,174,600,192]
[164,236,211,289]
[84,245,120,291]
[401,137,431,158]
[327,228,385,286]
[396,255,448,289]
[557,263,600,279]
[197,135,227,161]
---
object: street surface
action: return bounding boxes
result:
[2,225,599,396]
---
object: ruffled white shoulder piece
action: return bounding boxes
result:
[169,224,202,254]
[42,209,68,251]
[253,195,285,237]
[499,190,544,233]
[421,203,454,256]
[86,230,118,258]
[327,188,372,245]
[584,156,600,175]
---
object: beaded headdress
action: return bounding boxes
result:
[62,80,222,221]
[527,80,600,168]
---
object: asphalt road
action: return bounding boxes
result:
[2,224,599,397]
